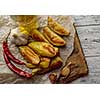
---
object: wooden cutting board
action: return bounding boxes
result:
[58,25,89,83]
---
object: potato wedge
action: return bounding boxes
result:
[43,26,66,46]
[31,29,49,42]
[28,42,57,57]
[19,46,40,65]
[48,16,70,36]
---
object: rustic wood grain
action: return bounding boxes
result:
[75,25,100,57]
[72,56,100,83]
[71,15,100,83]
[0,15,99,84]
[72,15,100,26]
[58,26,88,83]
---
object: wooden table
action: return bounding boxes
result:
[71,15,100,83]
[0,15,100,84]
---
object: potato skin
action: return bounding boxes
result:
[43,26,66,46]
[48,16,70,36]
[28,42,57,57]
[19,46,40,65]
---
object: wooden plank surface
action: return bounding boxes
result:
[72,15,100,26]
[76,26,100,57]
[58,30,88,83]
[0,15,99,84]
[72,57,100,84]
[71,15,100,83]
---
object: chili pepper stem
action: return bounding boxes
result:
[5,29,11,42]
[3,29,25,65]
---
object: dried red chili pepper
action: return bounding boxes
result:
[3,30,25,65]
[3,52,32,78]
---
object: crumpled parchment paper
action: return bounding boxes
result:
[0,15,75,84]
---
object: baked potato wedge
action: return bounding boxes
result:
[31,29,48,42]
[48,16,70,36]
[28,42,57,57]
[43,26,66,46]
[19,46,40,65]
